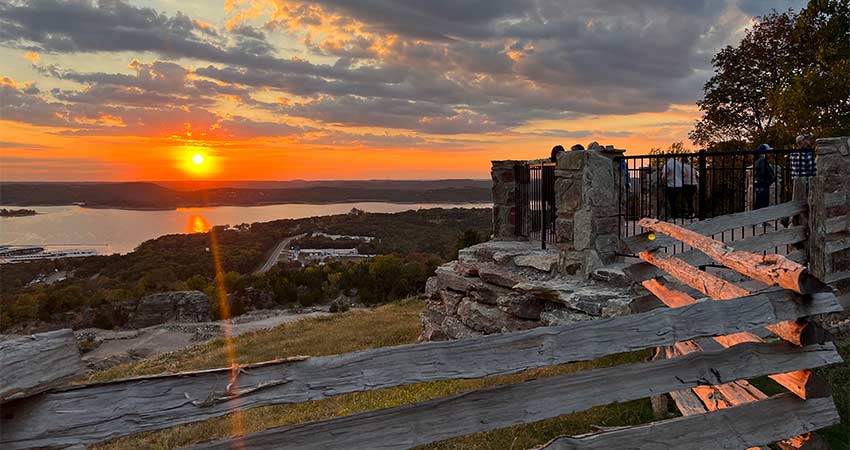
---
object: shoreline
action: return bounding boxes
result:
[1,200,493,212]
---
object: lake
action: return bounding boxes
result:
[0,203,490,255]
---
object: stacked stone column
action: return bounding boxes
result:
[554,148,625,275]
[808,137,850,294]
[491,160,524,240]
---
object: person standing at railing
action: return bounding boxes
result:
[682,159,698,219]
[661,157,684,220]
[754,144,776,210]
[791,135,816,188]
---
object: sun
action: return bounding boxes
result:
[192,153,205,165]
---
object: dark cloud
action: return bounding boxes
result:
[1,0,796,137]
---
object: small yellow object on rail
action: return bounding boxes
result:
[648,233,656,241]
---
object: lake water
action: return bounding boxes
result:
[0,203,490,255]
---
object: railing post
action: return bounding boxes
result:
[541,190,547,250]
[698,150,707,220]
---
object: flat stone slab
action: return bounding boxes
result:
[513,280,632,317]
[514,254,559,272]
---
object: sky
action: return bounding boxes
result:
[0,0,805,181]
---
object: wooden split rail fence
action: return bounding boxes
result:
[0,201,846,450]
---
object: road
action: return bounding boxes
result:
[256,234,305,273]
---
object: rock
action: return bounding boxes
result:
[418,307,448,342]
[573,209,593,250]
[457,299,537,334]
[468,287,502,305]
[478,264,525,288]
[454,261,480,277]
[514,281,631,317]
[514,254,559,273]
[539,307,594,326]
[129,291,212,328]
[424,276,441,298]
[329,296,351,313]
[442,316,482,340]
[590,266,632,286]
[439,290,464,315]
[435,262,479,292]
[601,297,632,317]
[497,293,546,320]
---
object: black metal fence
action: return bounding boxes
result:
[515,162,557,249]
[615,148,811,253]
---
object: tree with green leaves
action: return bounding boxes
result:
[690,1,849,149]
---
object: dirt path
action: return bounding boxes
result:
[78,308,330,370]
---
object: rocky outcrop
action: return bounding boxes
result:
[128,291,212,328]
[419,240,634,342]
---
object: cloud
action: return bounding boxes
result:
[1,0,799,139]
[0,140,53,149]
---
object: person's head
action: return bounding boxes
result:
[795,135,814,149]
[756,143,772,156]
[550,145,566,162]
[570,144,585,152]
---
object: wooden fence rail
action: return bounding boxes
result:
[181,342,839,450]
[633,211,845,449]
[0,329,82,404]
[3,288,839,450]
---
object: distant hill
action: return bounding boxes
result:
[0,181,492,209]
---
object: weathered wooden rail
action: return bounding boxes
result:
[0,201,845,450]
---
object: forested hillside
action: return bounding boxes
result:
[0,208,491,331]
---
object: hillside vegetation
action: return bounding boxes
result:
[0,208,490,331]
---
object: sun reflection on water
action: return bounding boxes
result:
[187,214,211,233]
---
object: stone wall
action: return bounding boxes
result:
[554,145,626,275]
[491,160,523,239]
[809,137,850,294]
[419,241,632,342]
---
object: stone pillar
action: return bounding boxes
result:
[808,137,850,293]
[491,160,524,240]
[554,147,625,275]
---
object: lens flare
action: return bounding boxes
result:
[208,226,246,447]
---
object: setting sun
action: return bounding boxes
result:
[192,154,205,165]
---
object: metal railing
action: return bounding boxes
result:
[515,162,557,249]
[615,148,812,253]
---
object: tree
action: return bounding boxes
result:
[690,1,849,149]
[772,0,850,138]
[691,11,797,148]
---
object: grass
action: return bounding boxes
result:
[814,342,850,450]
[87,299,849,450]
[89,299,653,450]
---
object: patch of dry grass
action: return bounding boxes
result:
[89,299,653,450]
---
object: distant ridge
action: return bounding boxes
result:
[0,180,492,210]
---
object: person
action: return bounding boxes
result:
[753,144,775,210]
[681,159,698,218]
[550,145,566,163]
[791,134,816,181]
[661,157,685,220]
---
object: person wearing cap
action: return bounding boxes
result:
[753,144,776,210]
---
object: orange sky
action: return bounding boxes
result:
[0,0,786,181]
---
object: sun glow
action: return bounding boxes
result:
[178,147,217,177]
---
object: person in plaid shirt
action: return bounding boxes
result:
[791,135,816,179]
